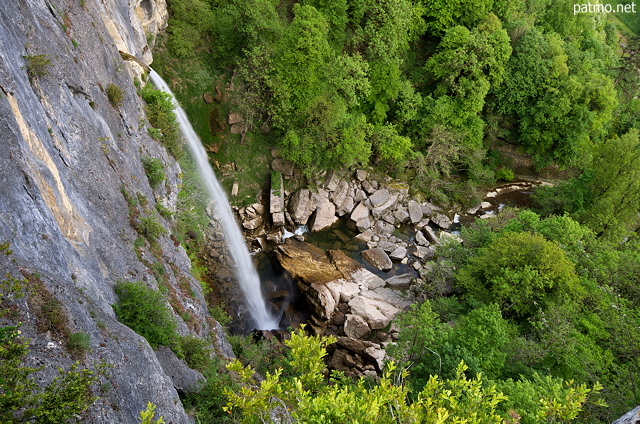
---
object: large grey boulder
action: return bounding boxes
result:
[288,189,315,225]
[362,248,393,271]
[351,202,369,222]
[385,274,413,289]
[344,314,370,339]
[348,296,400,329]
[155,346,205,395]
[368,188,390,208]
[309,192,338,232]
[408,200,423,224]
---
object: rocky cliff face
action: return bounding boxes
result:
[0,0,215,422]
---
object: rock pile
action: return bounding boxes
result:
[275,240,414,378]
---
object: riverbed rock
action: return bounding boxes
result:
[309,193,338,232]
[389,246,407,261]
[362,248,393,271]
[324,170,341,192]
[368,188,390,208]
[344,314,370,339]
[385,274,413,289]
[288,189,315,225]
[348,296,400,329]
[432,213,452,229]
[408,200,423,224]
[350,202,369,223]
[415,230,429,246]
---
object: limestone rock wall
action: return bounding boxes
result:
[0,1,210,422]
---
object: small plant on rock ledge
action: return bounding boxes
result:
[106,83,124,107]
[142,157,165,188]
[22,54,51,81]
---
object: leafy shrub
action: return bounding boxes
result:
[178,335,211,371]
[113,281,178,349]
[142,157,165,188]
[23,54,51,80]
[142,83,182,158]
[106,83,124,107]
[494,167,514,181]
[136,216,167,241]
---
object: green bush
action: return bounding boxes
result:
[136,215,167,241]
[494,167,514,181]
[142,157,165,188]
[23,54,51,80]
[178,335,211,372]
[106,83,124,107]
[113,281,178,349]
[142,83,182,158]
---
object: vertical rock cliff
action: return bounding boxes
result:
[0,0,213,422]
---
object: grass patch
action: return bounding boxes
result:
[23,54,51,81]
[68,332,91,357]
[106,83,124,107]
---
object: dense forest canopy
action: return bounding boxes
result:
[151,0,640,422]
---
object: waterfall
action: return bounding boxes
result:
[149,69,279,331]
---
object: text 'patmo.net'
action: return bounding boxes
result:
[574,2,636,14]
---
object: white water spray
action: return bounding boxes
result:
[149,69,279,330]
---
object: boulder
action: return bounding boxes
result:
[324,170,341,192]
[362,248,392,271]
[432,213,452,229]
[330,180,350,205]
[271,158,295,176]
[230,122,244,134]
[348,296,400,329]
[336,193,355,216]
[368,188,390,208]
[415,246,435,260]
[350,268,385,290]
[272,212,285,227]
[155,347,205,395]
[231,182,239,197]
[408,200,423,224]
[385,274,413,289]
[344,314,370,339]
[423,226,439,245]
[356,169,367,181]
[363,346,386,371]
[354,189,368,202]
[338,281,361,303]
[355,218,372,232]
[203,92,213,104]
[350,202,369,223]
[361,287,412,310]
[243,215,263,230]
[288,189,315,225]
[389,246,407,261]
[415,230,429,246]
[393,207,409,224]
[270,172,284,214]
[362,180,377,194]
[309,193,338,232]
[354,229,373,242]
[307,283,337,321]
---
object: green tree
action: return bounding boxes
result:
[456,231,582,318]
